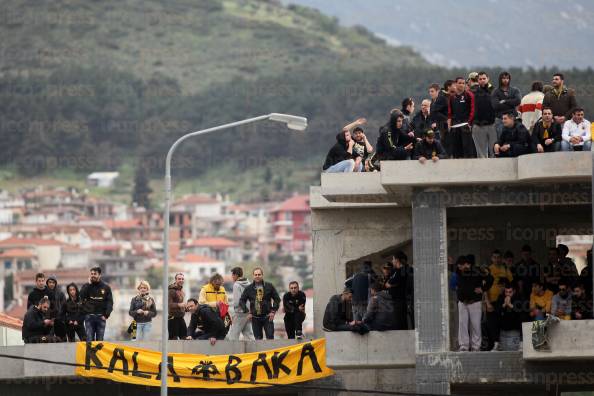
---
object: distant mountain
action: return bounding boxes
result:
[0,0,427,94]
[281,0,594,69]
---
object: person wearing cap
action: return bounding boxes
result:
[344,261,377,321]
[471,71,497,158]
[322,287,367,334]
[467,72,479,90]
[413,129,447,163]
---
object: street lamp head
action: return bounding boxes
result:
[268,113,308,131]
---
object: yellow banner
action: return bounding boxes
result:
[75,339,333,388]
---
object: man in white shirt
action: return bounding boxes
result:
[561,108,591,151]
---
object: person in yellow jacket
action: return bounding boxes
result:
[199,273,228,308]
[485,250,513,351]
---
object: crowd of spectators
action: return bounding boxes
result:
[451,244,592,352]
[323,72,591,173]
[22,266,307,344]
[322,252,414,334]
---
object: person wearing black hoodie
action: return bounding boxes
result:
[491,71,522,139]
[376,110,414,161]
[494,113,533,158]
[45,274,66,341]
[456,256,492,352]
[27,273,48,309]
[60,283,86,342]
[80,267,113,341]
[322,118,366,173]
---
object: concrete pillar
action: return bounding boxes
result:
[413,191,450,394]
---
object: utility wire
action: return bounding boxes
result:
[0,352,452,396]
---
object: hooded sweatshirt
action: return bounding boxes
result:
[168,283,186,318]
[376,112,412,160]
[363,290,398,331]
[61,283,84,324]
[22,305,50,341]
[233,278,251,314]
[322,132,358,170]
[45,275,66,321]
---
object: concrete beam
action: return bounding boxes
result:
[309,186,398,210]
[325,331,415,368]
[522,320,594,361]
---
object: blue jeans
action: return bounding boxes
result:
[561,140,592,151]
[325,159,355,173]
[251,316,274,340]
[84,314,106,341]
[136,322,152,341]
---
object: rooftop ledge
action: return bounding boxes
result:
[522,319,594,361]
[316,152,592,207]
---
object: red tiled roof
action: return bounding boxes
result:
[0,312,23,330]
[0,248,36,259]
[104,219,142,229]
[14,268,89,283]
[174,194,218,206]
[270,195,309,213]
[0,237,67,247]
[0,304,27,324]
[185,237,238,248]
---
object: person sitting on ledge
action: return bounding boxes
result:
[363,282,398,331]
[376,110,414,161]
[413,129,447,163]
[22,296,58,343]
[561,108,592,152]
[571,284,592,320]
[551,280,572,320]
[322,287,368,335]
[532,107,563,153]
[493,112,533,158]
[530,281,553,321]
[186,298,227,345]
[322,118,367,173]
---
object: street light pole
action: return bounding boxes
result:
[160,114,307,396]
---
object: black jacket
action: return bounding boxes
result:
[491,86,521,118]
[472,84,495,125]
[430,91,449,127]
[323,133,358,170]
[449,90,475,125]
[80,280,114,318]
[22,305,51,341]
[345,268,377,303]
[457,267,492,303]
[497,121,533,152]
[322,294,349,331]
[411,111,432,138]
[496,294,524,331]
[129,294,157,323]
[531,119,562,147]
[188,305,226,340]
[363,290,398,331]
[571,295,593,320]
[386,265,412,301]
[239,281,280,317]
[60,283,85,323]
[27,287,49,309]
[282,291,306,315]
[376,112,413,161]
[413,139,447,160]
[45,276,66,321]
